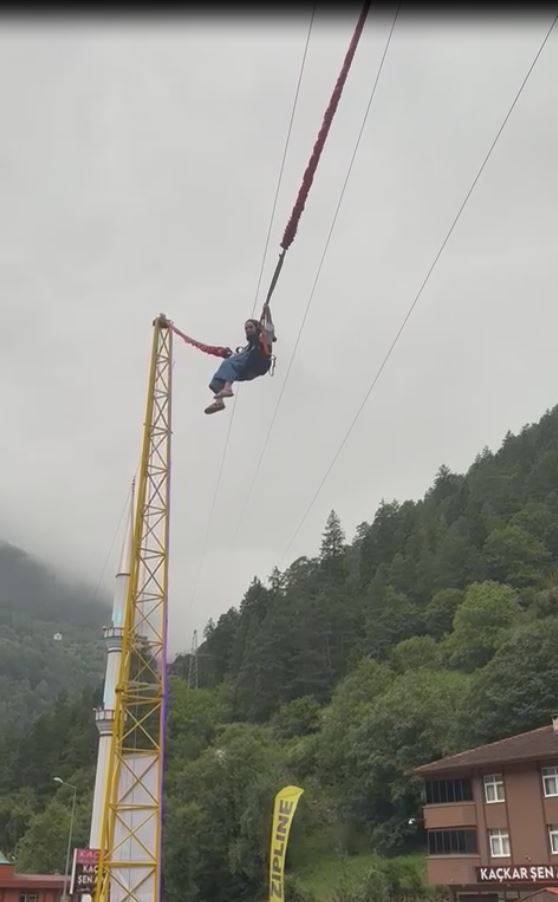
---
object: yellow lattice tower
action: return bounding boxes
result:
[95,315,173,902]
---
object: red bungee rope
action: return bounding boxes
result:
[281,2,370,254]
[172,324,232,359]
[173,2,370,353]
[263,1,370,308]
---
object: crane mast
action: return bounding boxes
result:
[95,314,173,902]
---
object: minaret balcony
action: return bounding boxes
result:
[102,625,124,650]
[94,707,115,735]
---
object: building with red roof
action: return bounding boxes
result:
[0,851,65,901]
[414,717,558,902]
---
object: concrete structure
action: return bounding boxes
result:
[0,852,65,901]
[89,486,134,852]
[415,720,558,902]
[82,485,134,902]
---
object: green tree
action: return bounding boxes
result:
[166,680,233,766]
[230,578,272,679]
[320,510,345,559]
[423,588,464,639]
[457,618,558,746]
[346,669,468,849]
[0,788,36,856]
[320,511,346,581]
[391,636,441,673]
[433,522,483,590]
[366,587,421,659]
[443,581,521,671]
[510,502,553,542]
[272,696,322,739]
[165,723,287,902]
[484,524,550,586]
[199,608,240,687]
[15,800,69,873]
[15,796,90,874]
[318,659,393,787]
[359,501,415,587]
[234,598,298,721]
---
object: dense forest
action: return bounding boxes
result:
[0,542,107,727]
[4,406,558,900]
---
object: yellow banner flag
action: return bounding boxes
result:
[269,785,304,902]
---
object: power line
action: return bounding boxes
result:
[232,5,400,548]
[188,10,315,607]
[188,405,238,607]
[279,13,557,566]
[91,480,133,604]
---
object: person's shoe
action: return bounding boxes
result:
[215,387,234,399]
[204,399,226,415]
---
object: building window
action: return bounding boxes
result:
[428,829,478,855]
[19,895,39,902]
[543,767,558,797]
[425,778,473,804]
[484,773,505,803]
[549,825,558,854]
[489,829,511,857]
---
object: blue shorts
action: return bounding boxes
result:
[209,348,270,393]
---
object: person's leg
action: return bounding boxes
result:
[204,397,226,415]
[209,358,234,388]
[205,351,258,413]
[214,382,234,398]
[208,354,248,396]
[209,375,225,395]
[205,356,241,413]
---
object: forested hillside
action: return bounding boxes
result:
[0,542,108,726]
[5,406,558,900]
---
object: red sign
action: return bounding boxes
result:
[70,848,99,895]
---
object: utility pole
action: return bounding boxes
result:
[188,630,199,689]
[53,777,77,902]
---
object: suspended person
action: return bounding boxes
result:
[204,310,276,415]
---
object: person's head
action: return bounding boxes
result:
[244,319,261,340]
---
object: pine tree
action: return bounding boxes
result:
[320,510,345,559]
[320,510,346,581]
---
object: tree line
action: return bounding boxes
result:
[5,405,558,899]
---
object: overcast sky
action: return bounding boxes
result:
[1,11,557,654]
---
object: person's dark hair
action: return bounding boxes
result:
[245,318,262,334]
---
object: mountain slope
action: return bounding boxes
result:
[6,404,558,900]
[0,542,109,729]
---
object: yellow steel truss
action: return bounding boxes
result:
[95,315,172,902]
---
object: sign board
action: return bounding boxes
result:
[70,848,99,895]
[477,865,558,885]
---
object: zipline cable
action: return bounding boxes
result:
[187,10,315,607]
[279,12,558,566]
[232,5,401,548]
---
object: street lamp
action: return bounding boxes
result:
[53,777,77,902]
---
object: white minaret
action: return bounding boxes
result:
[89,483,135,852]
